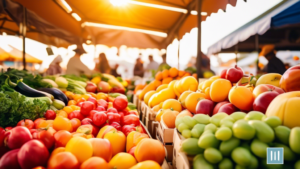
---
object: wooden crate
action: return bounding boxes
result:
[157,119,174,143]
[173,130,193,169]
[145,108,158,138]
[156,127,174,163]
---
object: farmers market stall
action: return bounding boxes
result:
[134,64,300,168]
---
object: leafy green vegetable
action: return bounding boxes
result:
[61,74,88,82]
[4,68,52,88]
[0,91,49,127]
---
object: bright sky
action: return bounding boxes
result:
[0,0,284,74]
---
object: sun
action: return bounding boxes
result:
[109,0,129,6]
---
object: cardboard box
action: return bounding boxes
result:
[157,119,175,143]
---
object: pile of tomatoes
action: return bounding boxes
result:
[0,92,164,169]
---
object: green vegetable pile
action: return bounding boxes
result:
[0,73,50,127]
[4,68,52,88]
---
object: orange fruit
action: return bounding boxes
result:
[185,92,209,113]
[169,67,178,78]
[161,110,179,128]
[70,105,81,111]
[178,70,185,77]
[96,93,108,101]
[192,73,197,79]
[153,80,162,88]
[229,86,254,111]
[210,79,232,102]
[205,87,211,100]
[68,100,77,106]
[57,110,68,118]
[183,73,191,77]
[162,77,173,84]
[176,110,193,120]
[155,72,163,81]
[178,91,193,108]
[63,106,74,115]
[162,70,169,79]
[162,99,182,112]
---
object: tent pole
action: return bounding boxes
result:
[196,0,203,78]
[22,6,27,70]
[177,39,180,69]
[235,44,238,65]
[255,34,259,74]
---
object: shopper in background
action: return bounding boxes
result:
[133,57,144,77]
[158,53,170,71]
[66,46,93,76]
[46,55,63,75]
[96,53,111,74]
[145,55,159,72]
[259,45,286,74]
[111,64,121,77]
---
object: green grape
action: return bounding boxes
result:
[244,111,265,121]
[263,116,282,128]
[232,120,255,140]
[182,138,204,155]
[182,129,192,138]
[231,147,252,167]
[218,158,233,169]
[230,112,246,121]
[178,123,189,133]
[175,117,184,129]
[250,139,268,158]
[182,116,197,129]
[204,147,223,164]
[204,123,217,133]
[198,132,220,149]
[210,113,228,127]
[248,120,274,143]
[274,125,290,145]
[193,114,210,124]
[215,127,232,141]
[219,137,240,156]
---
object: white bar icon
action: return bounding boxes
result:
[278,151,280,161]
[271,151,272,161]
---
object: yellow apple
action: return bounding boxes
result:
[256,73,282,87]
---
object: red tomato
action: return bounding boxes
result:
[107,108,118,114]
[88,110,100,119]
[113,96,128,111]
[122,114,140,126]
[80,101,95,116]
[4,127,12,130]
[92,112,107,127]
[87,97,97,106]
[97,99,108,109]
[33,129,55,150]
[45,110,57,120]
[70,118,81,132]
[96,106,106,112]
[107,113,121,124]
[17,119,35,129]
[121,125,136,136]
[34,118,46,129]
[68,110,85,121]
[77,102,84,107]
[0,127,9,157]
[110,122,121,131]
[54,130,72,148]
[81,118,93,125]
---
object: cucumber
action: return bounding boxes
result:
[52,99,65,110]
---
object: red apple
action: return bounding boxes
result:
[195,99,215,116]
[213,101,230,115]
[44,110,56,120]
[85,82,97,93]
[220,69,228,79]
[253,91,279,114]
[226,65,244,83]
[17,119,34,130]
[218,103,238,115]
[280,65,300,92]
[253,84,285,98]
[97,81,110,93]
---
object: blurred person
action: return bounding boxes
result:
[45,55,62,75]
[158,54,170,71]
[145,55,159,72]
[95,53,111,74]
[111,64,120,77]
[133,57,144,77]
[259,45,286,74]
[66,46,93,76]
